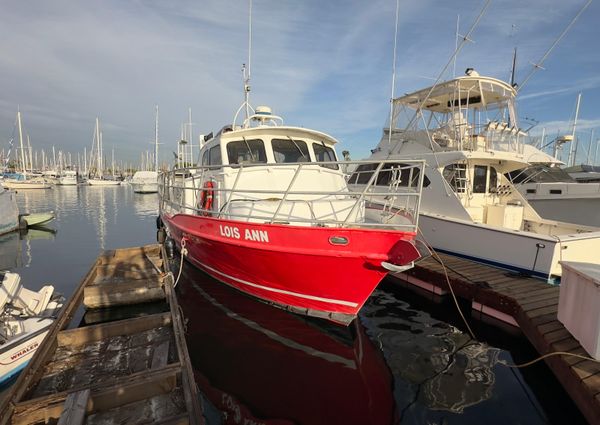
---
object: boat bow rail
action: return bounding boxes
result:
[159,159,425,231]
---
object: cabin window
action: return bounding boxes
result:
[443,164,467,193]
[209,145,222,166]
[227,139,267,165]
[201,150,209,166]
[489,167,498,191]
[347,164,376,184]
[313,143,339,170]
[550,189,562,195]
[348,163,430,188]
[473,165,487,193]
[272,139,310,163]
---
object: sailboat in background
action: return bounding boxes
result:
[131,106,159,193]
[2,111,51,190]
[88,117,121,186]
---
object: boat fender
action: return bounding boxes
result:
[198,181,214,216]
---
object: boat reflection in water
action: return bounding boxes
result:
[175,256,551,424]
[359,288,548,424]
[175,259,396,425]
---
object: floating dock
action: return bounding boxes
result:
[397,253,600,425]
[0,244,203,425]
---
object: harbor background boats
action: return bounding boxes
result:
[0,184,588,424]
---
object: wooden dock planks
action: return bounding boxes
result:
[398,253,600,425]
[0,244,203,425]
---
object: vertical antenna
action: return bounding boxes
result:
[387,0,401,146]
[510,47,517,87]
[244,0,253,120]
[453,15,460,78]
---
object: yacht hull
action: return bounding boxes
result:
[416,212,600,280]
[162,213,420,324]
[0,190,19,235]
[88,179,121,186]
[131,182,158,193]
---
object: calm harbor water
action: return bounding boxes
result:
[0,185,587,424]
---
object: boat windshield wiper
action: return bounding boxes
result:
[242,137,256,162]
[286,136,308,160]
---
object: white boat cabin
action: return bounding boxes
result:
[160,107,423,230]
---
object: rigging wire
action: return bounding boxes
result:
[517,0,592,92]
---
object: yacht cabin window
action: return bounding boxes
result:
[348,163,430,188]
[443,164,467,193]
[227,139,267,165]
[209,145,222,166]
[313,143,339,170]
[473,165,487,193]
[272,139,310,163]
[473,165,498,193]
[201,145,223,166]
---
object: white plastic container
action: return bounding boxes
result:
[557,261,600,360]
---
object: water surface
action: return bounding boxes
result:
[0,185,587,424]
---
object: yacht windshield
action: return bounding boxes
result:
[313,143,338,170]
[227,139,267,165]
[272,138,310,163]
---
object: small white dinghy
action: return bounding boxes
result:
[0,272,63,386]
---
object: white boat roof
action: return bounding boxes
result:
[220,125,340,146]
[394,75,516,113]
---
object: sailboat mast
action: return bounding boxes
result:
[95,117,101,176]
[568,93,582,167]
[17,111,26,175]
[155,105,159,172]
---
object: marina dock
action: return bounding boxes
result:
[0,244,203,425]
[398,253,600,425]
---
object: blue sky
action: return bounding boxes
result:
[1,0,599,166]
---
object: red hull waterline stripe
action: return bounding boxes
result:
[195,258,359,308]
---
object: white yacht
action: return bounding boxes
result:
[508,162,600,227]
[130,170,158,193]
[131,106,160,194]
[356,70,600,281]
[56,170,78,186]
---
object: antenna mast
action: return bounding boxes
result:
[244,0,253,120]
[387,0,401,146]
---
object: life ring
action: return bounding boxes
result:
[198,181,214,216]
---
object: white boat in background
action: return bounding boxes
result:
[1,112,51,190]
[359,69,600,281]
[0,189,19,236]
[565,164,600,182]
[88,118,121,186]
[57,170,78,186]
[508,161,600,228]
[131,170,158,193]
[0,272,63,385]
[131,106,159,194]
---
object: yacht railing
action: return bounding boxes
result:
[158,159,425,231]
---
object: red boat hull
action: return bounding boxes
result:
[162,213,419,324]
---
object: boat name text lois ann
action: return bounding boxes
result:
[219,225,270,243]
